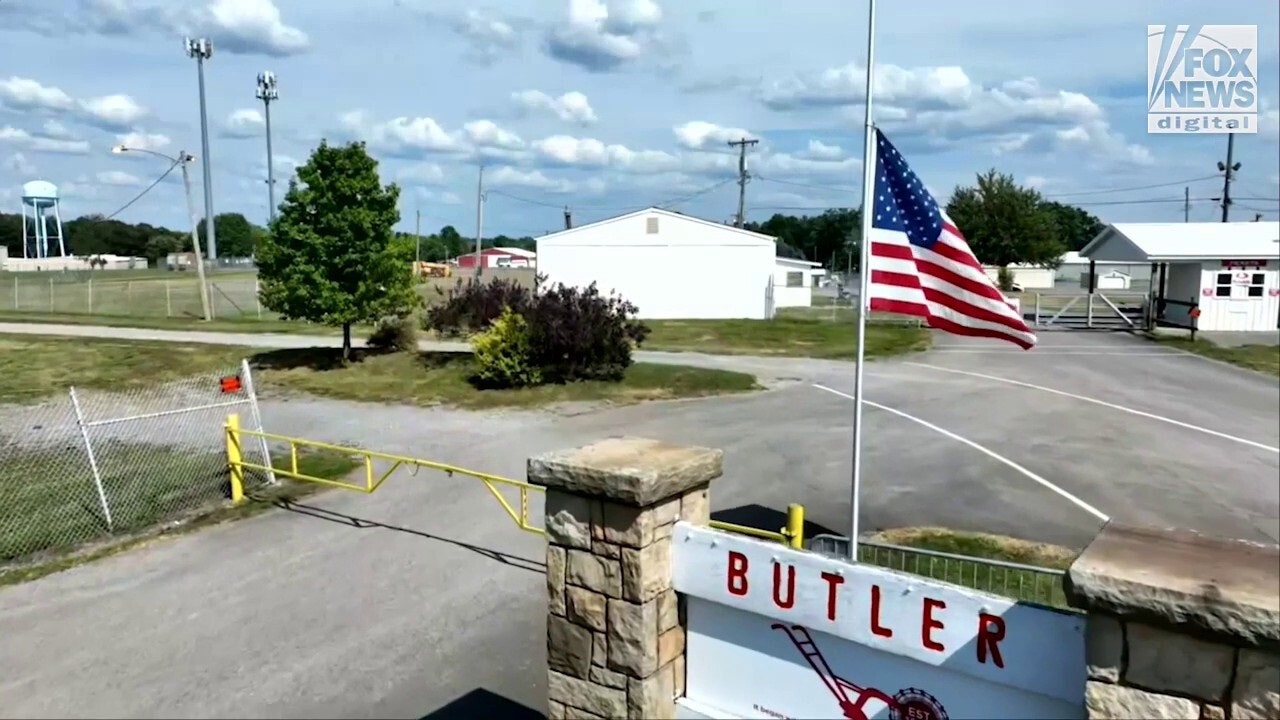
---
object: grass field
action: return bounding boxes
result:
[2,336,760,409]
[1151,335,1280,377]
[645,311,931,359]
[861,527,1075,607]
[255,347,760,409]
[0,444,357,578]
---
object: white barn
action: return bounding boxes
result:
[536,208,778,320]
[1080,221,1280,332]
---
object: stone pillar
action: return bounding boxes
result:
[531,436,721,720]
[1065,523,1279,720]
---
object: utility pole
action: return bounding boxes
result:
[177,152,212,322]
[474,165,486,278]
[1218,132,1241,223]
[727,137,759,228]
[415,208,421,264]
[255,71,278,223]
[1184,187,1190,222]
[185,37,217,260]
[564,206,573,229]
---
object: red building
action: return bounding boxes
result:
[454,247,537,269]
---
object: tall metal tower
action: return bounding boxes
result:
[20,180,66,259]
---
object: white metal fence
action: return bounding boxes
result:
[808,534,1069,608]
[2,275,265,320]
[0,360,273,564]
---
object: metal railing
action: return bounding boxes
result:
[225,414,806,548]
[809,534,1069,608]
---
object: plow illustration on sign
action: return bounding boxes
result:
[771,623,949,720]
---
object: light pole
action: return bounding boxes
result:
[112,145,212,322]
[255,71,278,223]
[185,37,217,260]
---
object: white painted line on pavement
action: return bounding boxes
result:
[811,383,1111,523]
[904,362,1280,455]
[927,351,1189,356]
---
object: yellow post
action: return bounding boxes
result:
[784,503,805,550]
[226,413,245,505]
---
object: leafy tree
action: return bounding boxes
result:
[198,213,259,258]
[256,140,419,361]
[1040,201,1103,252]
[745,208,861,269]
[946,170,1065,268]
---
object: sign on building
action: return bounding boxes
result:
[672,524,1085,720]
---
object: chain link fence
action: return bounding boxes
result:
[2,274,265,320]
[0,361,273,565]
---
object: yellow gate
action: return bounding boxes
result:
[225,413,805,548]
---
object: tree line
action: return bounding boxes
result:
[2,166,1100,274]
[744,172,1103,272]
[0,209,536,266]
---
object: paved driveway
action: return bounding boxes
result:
[0,323,1276,718]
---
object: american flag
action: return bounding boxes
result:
[867,130,1037,349]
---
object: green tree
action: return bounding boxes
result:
[1040,201,1103,252]
[256,140,419,361]
[946,170,1064,268]
[198,213,259,258]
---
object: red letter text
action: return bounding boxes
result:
[921,598,946,652]
[977,613,1006,668]
[772,563,797,609]
[727,551,749,596]
[820,571,844,621]
[870,584,893,638]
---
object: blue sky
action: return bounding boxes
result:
[1,0,1277,238]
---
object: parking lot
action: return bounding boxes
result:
[0,324,1276,717]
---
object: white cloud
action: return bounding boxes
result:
[397,162,447,185]
[462,120,524,150]
[195,0,310,56]
[762,62,1149,167]
[0,76,146,129]
[1260,101,1280,142]
[415,187,463,205]
[673,121,755,151]
[115,130,172,153]
[798,140,844,161]
[5,152,36,175]
[433,8,522,65]
[2,0,309,57]
[511,90,598,124]
[545,0,665,72]
[345,112,530,160]
[96,170,142,186]
[532,134,679,174]
[0,126,90,154]
[487,166,575,193]
[222,108,265,138]
[1024,175,1049,190]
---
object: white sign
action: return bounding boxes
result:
[672,524,1086,720]
[1148,24,1258,134]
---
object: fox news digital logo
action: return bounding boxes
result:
[1148,24,1257,134]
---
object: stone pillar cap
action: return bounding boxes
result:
[528,436,722,507]
[1066,522,1280,648]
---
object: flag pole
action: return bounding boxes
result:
[848,0,878,561]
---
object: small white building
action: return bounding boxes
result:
[1080,221,1280,332]
[772,257,825,308]
[981,263,1055,289]
[536,207,778,319]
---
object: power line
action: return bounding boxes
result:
[656,177,736,209]
[103,160,180,221]
[487,188,566,209]
[756,176,858,193]
[1044,174,1221,198]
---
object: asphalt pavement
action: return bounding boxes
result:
[0,322,1276,718]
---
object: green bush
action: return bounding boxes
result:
[422,276,650,388]
[367,314,418,352]
[996,266,1016,292]
[472,307,543,388]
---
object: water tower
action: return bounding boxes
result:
[21,180,67,259]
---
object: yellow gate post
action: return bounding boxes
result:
[784,503,805,549]
[226,413,245,505]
